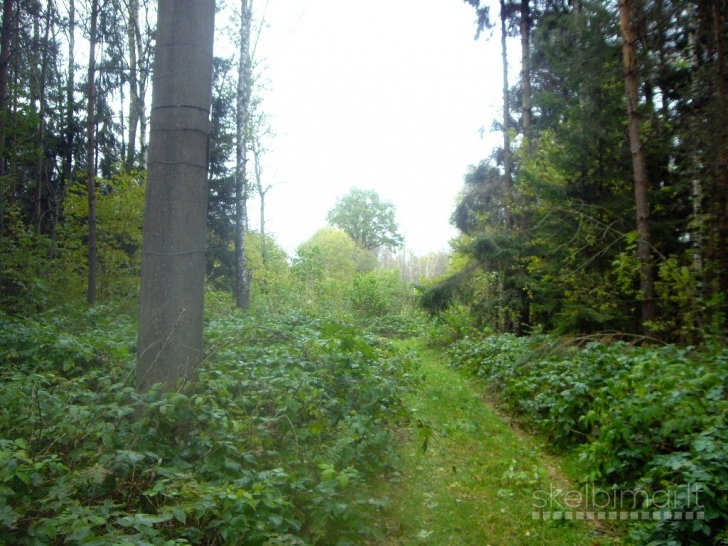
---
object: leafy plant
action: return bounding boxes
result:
[0,309,416,545]
[448,334,728,545]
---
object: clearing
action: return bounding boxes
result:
[374,340,612,545]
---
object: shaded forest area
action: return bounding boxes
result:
[3,0,725,339]
[423,2,728,544]
[0,0,447,315]
[425,0,728,344]
[0,0,727,545]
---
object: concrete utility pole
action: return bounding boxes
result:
[137,0,216,391]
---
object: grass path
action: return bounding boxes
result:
[375,340,602,545]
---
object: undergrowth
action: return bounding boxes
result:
[448,334,728,545]
[0,309,415,545]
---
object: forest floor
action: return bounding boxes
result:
[371,339,614,545]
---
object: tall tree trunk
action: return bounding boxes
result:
[259,191,266,262]
[618,0,655,328]
[520,0,532,144]
[251,136,270,264]
[137,26,149,167]
[34,1,52,236]
[500,0,513,229]
[518,0,533,331]
[0,0,13,235]
[86,0,98,304]
[63,0,75,187]
[137,0,215,392]
[52,0,75,258]
[0,0,11,162]
[8,0,17,192]
[687,3,705,285]
[711,0,728,321]
[125,0,140,170]
[235,0,253,309]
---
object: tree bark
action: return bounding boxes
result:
[687,3,704,283]
[618,0,655,328]
[34,1,52,236]
[51,0,75,259]
[125,0,139,170]
[0,0,12,234]
[62,0,75,187]
[520,0,532,143]
[137,0,215,392]
[138,23,149,167]
[0,0,11,161]
[500,0,513,230]
[253,142,268,263]
[235,0,253,309]
[86,0,98,304]
[711,2,728,308]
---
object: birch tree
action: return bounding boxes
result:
[235,0,253,309]
[124,0,152,169]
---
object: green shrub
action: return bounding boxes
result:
[363,313,426,339]
[449,335,728,545]
[0,309,414,545]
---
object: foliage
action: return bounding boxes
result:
[361,312,426,340]
[349,269,412,317]
[441,0,728,341]
[0,170,145,314]
[206,231,295,313]
[0,209,54,314]
[292,228,362,313]
[206,55,237,286]
[326,188,404,251]
[245,233,296,309]
[449,334,728,544]
[60,171,146,303]
[0,308,416,545]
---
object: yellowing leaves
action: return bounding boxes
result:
[59,171,146,300]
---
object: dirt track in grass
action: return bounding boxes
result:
[371,341,614,546]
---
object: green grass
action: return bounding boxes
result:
[375,340,613,545]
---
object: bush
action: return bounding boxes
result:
[349,270,413,318]
[449,335,728,545]
[0,310,415,545]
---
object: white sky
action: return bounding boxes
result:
[221,1,505,256]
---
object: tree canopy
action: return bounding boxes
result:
[326,188,404,251]
[420,0,728,344]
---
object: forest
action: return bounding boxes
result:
[0,0,727,544]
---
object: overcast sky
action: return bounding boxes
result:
[221,1,505,256]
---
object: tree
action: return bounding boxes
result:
[123,0,152,170]
[86,0,98,304]
[206,56,237,289]
[0,0,12,189]
[618,0,655,328]
[500,0,513,217]
[326,188,404,251]
[430,0,641,335]
[293,227,364,310]
[520,0,532,143]
[136,0,215,392]
[234,0,253,309]
[249,99,275,264]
